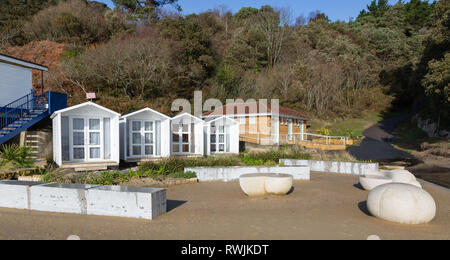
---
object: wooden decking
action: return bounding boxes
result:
[60,161,119,172]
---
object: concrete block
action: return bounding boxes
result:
[30,183,98,214]
[185,166,310,182]
[86,186,167,219]
[0,180,45,210]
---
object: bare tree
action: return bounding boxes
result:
[63,31,172,100]
[295,15,306,27]
[218,5,232,37]
[256,7,292,67]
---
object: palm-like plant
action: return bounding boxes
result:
[0,144,21,161]
[0,144,34,168]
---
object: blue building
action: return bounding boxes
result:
[0,53,67,146]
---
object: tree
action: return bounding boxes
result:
[423,53,450,121]
[359,0,390,18]
[22,0,130,45]
[233,7,259,21]
[0,0,61,44]
[404,0,435,30]
[158,13,219,98]
[294,15,306,27]
[308,11,329,23]
[420,0,450,127]
[63,28,172,100]
[256,7,292,67]
[112,0,181,23]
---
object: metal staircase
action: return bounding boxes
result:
[0,90,67,145]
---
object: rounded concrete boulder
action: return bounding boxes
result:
[359,169,421,190]
[367,183,436,224]
[264,174,293,195]
[239,174,267,197]
[389,171,422,188]
[239,173,293,197]
[364,169,388,176]
[359,175,392,191]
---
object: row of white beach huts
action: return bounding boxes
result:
[51,102,240,169]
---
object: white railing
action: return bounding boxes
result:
[239,132,349,146]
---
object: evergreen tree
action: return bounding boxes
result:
[112,0,181,22]
[0,0,61,32]
[404,0,435,30]
[359,0,391,18]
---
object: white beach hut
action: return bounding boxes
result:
[51,102,120,169]
[120,108,171,162]
[204,116,240,155]
[170,113,205,156]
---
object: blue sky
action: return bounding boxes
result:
[97,0,400,22]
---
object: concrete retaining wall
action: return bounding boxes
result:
[185,166,310,182]
[0,181,167,219]
[30,183,98,214]
[279,159,378,175]
[0,180,43,209]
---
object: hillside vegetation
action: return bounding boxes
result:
[0,0,448,130]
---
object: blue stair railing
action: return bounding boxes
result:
[0,90,67,145]
[0,90,38,115]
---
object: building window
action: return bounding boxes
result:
[172,121,191,154]
[130,120,155,157]
[88,119,101,159]
[239,116,245,125]
[70,116,108,161]
[72,118,85,160]
[249,116,256,125]
[210,123,229,153]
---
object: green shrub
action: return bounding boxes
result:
[140,156,243,174]
[0,144,20,161]
[169,171,197,179]
[317,127,331,136]
[239,150,311,165]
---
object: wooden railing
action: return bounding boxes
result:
[240,132,352,147]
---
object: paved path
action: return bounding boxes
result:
[348,114,413,161]
[0,173,449,240]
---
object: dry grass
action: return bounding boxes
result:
[420,141,450,158]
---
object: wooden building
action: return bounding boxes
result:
[203,102,310,145]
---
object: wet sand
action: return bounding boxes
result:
[0,172,449,240]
